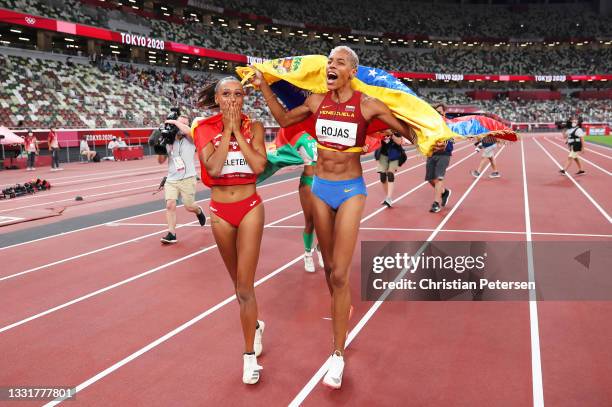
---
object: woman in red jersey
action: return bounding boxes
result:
[193,77,268,385]
[251,46,416,389]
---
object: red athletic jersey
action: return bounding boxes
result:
[314,90,368,151]
[193,113,257,187]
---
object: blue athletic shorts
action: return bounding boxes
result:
[311,176,367,210]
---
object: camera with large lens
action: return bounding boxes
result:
[555,119,572,130]
[149,107,181,155]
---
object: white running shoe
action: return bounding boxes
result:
[254,320,265,357]
[242,354,262,385]
[322,353,345,389]
[304,252,315,273]
[315,246,324,268]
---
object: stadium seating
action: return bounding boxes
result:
[198,0,610,39]
[0,54,175,128]
[0,53,279,128]
[0,0,609,128]
[1,51,609,129]
[0,0,98,26]
[4,0,609,40]
[1,0,610,75]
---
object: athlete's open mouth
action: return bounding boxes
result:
[327,71,338,86]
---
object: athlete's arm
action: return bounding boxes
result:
[362,96,416,144]
[251,69,319,127]
[199,118,232,178]
[234,119,267,175]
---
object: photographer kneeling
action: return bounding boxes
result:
[157,113,207,244]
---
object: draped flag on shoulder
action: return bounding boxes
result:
[236,55,457,156]
[191,113,256,187]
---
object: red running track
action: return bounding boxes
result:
[0,134,610,406]
[0,158,171,232]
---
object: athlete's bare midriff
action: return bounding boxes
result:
[315,149,362,180]
[211,183,257,203]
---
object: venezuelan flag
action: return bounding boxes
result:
[236,55,456,156]
[446,114,518,142]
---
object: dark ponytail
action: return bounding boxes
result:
[197,81,218,109]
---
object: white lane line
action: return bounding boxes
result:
[0,157,382,251]
[521,139,545,407]
[0,178,323,283]
[544,137,611,176]
[534,137,611,224]
[43,254,305,407]
[0,159,385,279]
[585,148,612,160]
[0,203,307,333]
[0,157,395,322]
[0,183,159,214]
[42,144,472,405]
[288,146,504,406]
[0,164,163,188]
[585,147,612,160]
[243,142,473,228]
[0,216,23,225]
[0,165,339,252]
[531,231,611,238]
[0,176,163,204]
[269,225,612,238]
[0,144,470,284]
[584,139,612,155]
[549,134,612,159]
[106,223,202,227]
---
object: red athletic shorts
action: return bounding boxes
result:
[209,193,262,228]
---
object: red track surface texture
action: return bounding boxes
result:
[0,134,610,406]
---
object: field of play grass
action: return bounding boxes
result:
[585,135,612,148]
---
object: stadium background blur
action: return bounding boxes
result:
[0,0,610,158]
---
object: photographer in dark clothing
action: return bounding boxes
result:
[426,104,453,213]
[375,130,406,207]
[560,117,586,176]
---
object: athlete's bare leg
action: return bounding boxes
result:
[235,204,264,353]
[211,204,264,353]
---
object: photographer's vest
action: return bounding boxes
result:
[192,113,257,187]
[567,128,581,144]
[567,127,583,152]
[314,91,368,153]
